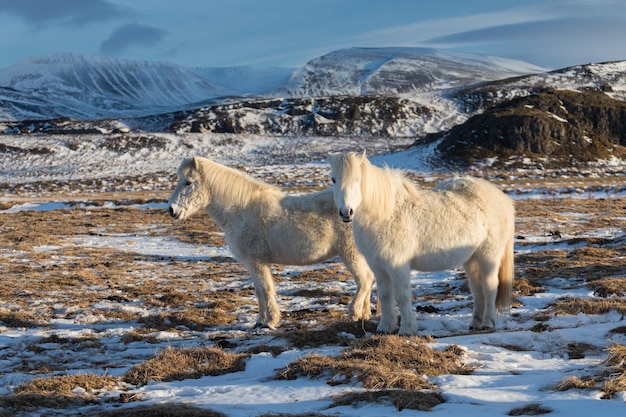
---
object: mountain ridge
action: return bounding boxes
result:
[0,48,546,122]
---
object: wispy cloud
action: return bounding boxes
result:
[421,17,626,67]
[0,0,126,26]
[100,23,168,56]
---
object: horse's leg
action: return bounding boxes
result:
[340,252,375,321]
[464,257,484,331]
[479,259,500,331]
[390,266,419,336]
[245,261,281,329]
[465,255,499,332]
[371,264,398,334]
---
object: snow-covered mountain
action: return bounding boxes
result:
[2,48,626,151]
[0,48,545,122]
[0,54,232,120]
[281,47,547,97]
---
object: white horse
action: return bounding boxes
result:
[329,151,515,336]
[168,156,375,329]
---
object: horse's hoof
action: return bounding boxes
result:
[469,326,494,333]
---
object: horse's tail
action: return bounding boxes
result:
[496,230,514,312]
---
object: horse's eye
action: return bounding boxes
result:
[185,181,192,186]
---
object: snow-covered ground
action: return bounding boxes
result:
[1,132,625,416]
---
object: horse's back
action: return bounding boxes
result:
[281,187,337,218]
[436,177,513,212]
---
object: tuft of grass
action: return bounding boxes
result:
[0,373,120,410]
[507,403,553,416]
[601,344,626,398]
[278,320,379,348]
[588,277,626,298]
[551,375,598,391]
[551,344,626,398]
[549,297,626,316]
[514,277,544,296]
[0,309,47,327]
[275,335,471,390]
[330,389,445,411]
[123,346,248,385]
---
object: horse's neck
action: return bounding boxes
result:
[203,162,271,223]
[360,162,410,219]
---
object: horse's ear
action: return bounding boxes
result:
[192,157,201,170]
[361,149,367,158]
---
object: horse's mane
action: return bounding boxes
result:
[333,152,412,219]
[361,157,412,218]
[182,157,280,206]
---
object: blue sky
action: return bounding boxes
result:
[1,0,626,70]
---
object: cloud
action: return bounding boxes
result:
[0,0,126,26]
[421,17,626,68]
[100,23,168,56]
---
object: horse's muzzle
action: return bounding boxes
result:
[339,208,353,223]
[167,205,178,218]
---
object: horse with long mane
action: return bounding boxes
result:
[329,151,515,336]
[168,156,375,329]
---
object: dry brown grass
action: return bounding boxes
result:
[278,320,380,348]
[588,277,626,297]
[123,346,249,385]
[551,344,626,398]
[549,298,626,316]
[138,307,237,331]
[0,373,120,410]
[275,335,472,390]
[601,344,626,397]
[330,389,445,411]
[1,190,626,414]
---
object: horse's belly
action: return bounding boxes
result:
[267,235,335,266]
[409,248,473,272]
[356,228,476,272]
[269,249,333,266]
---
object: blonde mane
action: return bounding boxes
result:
[334,152,412,219]
[183,157,280,206]
[362,158,415,219]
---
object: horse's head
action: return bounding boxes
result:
[328,151,365,223]
[168,157,210,220]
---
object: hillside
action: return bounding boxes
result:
[170,95,434,137]
[420,89,626,167]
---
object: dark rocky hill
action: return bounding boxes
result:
[422,89,626,167]
[170,95,431,137]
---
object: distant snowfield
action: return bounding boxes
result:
[0,133,420,198]
[2,132,625,198]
